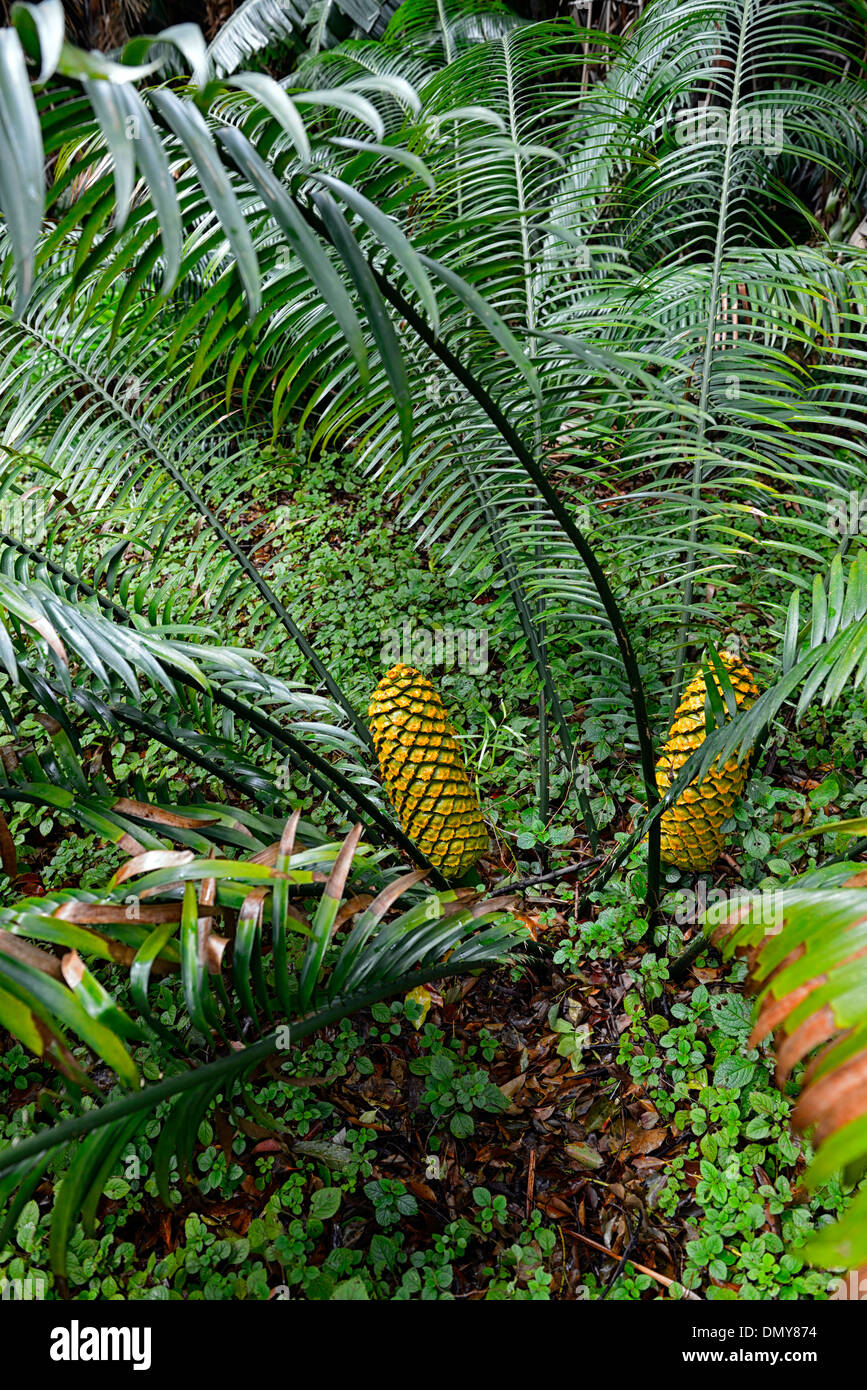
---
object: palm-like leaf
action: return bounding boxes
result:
[0,561,427,852]
[0,810,527,1274]
[249,1,867,840]
[208,0,400,76]
[3,0,867,889]
[0,1,660,850]
[208,0,308,74]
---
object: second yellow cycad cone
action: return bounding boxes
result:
[656,652,759,872]
[368,664,488,878]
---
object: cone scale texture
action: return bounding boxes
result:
[656,652,759,872]
[368,665,488,878]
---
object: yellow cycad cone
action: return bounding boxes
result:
[656,652,759,872]
[368,664,488,878]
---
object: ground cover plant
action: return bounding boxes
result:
[1,0,867,1307]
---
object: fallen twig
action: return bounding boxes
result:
[564,1228,702,1300]
[500,856,605,895]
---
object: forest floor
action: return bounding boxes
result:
[0,442,862,1299]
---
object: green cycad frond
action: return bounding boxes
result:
[2,0,442,375]
[400,3,866,657]
[383,0,522,60]
[0,813,527,1275]
[287,29,439,106]
[0,560,447,865]
[0,262,382,749]
[0,778,333,861]
[568,0,867,697]
[207,0,401,77]
[0,4,663,844]
[4,0,867,861]
[207,0,308,75]
[354,8,864,735]
[292,4,867,723]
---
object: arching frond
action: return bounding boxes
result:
[208,0,308,75]
[0,814,528,1274]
